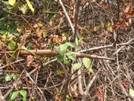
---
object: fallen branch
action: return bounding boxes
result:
[1,49,114,60]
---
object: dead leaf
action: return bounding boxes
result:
[113,19,123,31]
[70,84,78,99]
[122,82,129,91]
[124,4,131,14]
[101,1,108,9]
[26,55,34,67]
[98,87,104,101]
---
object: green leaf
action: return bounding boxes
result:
[8,0,16,6]
[82,58,94,74]
[56,69,64,75]
[65,42,79,49]
[72,63,82,72]
[87,67,94,74]
[19,90,27,97]
[22,97,27,101]
[10,91,19,101]
[5,74,12,82]
[66,95,71,101]
[105,22,113,32]
[19,4,28,14]
[57,55,64,62]
[8,40,16,50]
[129,88,134,97]
[12,2,21,8]
[78,37,83,44]
[107,25,113,32]
[2,32,8,40]
[66,52,76,61]
[63,56,70,64]
[83,58,91,69]
[25,0,34,13]
[58,44,68,56]
[11,73,17,80]
[2,1,9,5]
[5,73,18,81]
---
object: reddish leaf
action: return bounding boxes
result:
[122,82,129,91]
[98,88,104,101]
[26,55,34,67]
[113,19,123,32]
[131,10,134,16]
[101,1,108,9]
[124,4,131,14]
[27,80,33,85]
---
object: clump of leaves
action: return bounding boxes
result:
[57,42,79,64]
[57,42,94,73]
[10,90,27,101]
[5,73,18,82]
[8,0,34,13]
[72,58,94,74]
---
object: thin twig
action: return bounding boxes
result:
[0,89,5,101]
[60,62,71,101]
[73,0,84,98]
[59,0,74,34]
[78,67,84,95]
[0,59,24,69]
[25,70,47,101]
[79,39,134,53]
[29,58,57,75]
[113,38,134,55]
[81,69,100,101]
[74,0,80,42]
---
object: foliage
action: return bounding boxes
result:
[10,90,27,101]
[82,58,94,74]
[72,63,82,72]
[5,73,18,82]
[8,0,34,13]
[72,58,94,74]
[0,0,133,100]
[57,42,79,64]
[10,91,19,101]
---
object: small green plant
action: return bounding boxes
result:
[57,42,94,73]
[72,58,94,74]
[57,42,79,64]
[5,73,18,82]
[10,90,27,101]
[5,73,27,101]
[82,58,94,74]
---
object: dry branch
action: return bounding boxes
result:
[1,49,114,60]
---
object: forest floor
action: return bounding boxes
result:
[0,1,134,101]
